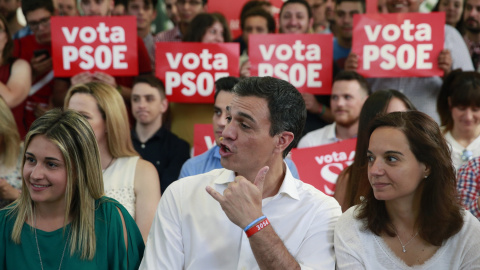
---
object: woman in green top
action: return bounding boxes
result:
[0,109,144,269]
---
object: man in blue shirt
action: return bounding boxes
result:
[180,77,299,178]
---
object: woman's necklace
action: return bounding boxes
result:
[393,227,419,253]
[102,156,114,172]
[34,207,71,270]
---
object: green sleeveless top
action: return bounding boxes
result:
[0,197,144,269]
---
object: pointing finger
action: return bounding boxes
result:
[206,185,224,202]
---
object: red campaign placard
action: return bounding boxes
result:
[156,42,239,103]
[193,124,215,156]
[291,138,357,195]
[352,12,445,78]
[249,34,333,95]
[208,0,284,39]
[51,16,138,77]
[366,0,378,14]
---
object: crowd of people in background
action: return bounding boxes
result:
[1,0,480,268]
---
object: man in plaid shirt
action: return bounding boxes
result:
[457,156,480,219]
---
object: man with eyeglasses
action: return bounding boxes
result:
[12,0,61,130]
[154,0,207,42]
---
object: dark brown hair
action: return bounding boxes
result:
[437,70,480,131]
[0,14,13,65]
[356,111,463,246]
[343,90,416,210]
[183,12,231,42]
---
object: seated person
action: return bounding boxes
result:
[130,75,190,193]
[0,109,144,269]
[65,82,160,242]
[335,111,480,268]
[140,76,341,269]
[437,70,480,171]
[298,71,369,148]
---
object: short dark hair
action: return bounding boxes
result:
[344,89,416,209]
[333,70,371,95]
[22,0,54,17]
[335,0,366,13]
[437,70,480,131]
[183,12,232,42]
[280,0,313,19]
[356,111,463,246]
[241,7,276,33]
[215,76,239,100]
[240,0,272,20]
[133,75,166,99]
[126,0,158,10]
[233,77,306,158]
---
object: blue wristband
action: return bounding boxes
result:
[244,215,266,232]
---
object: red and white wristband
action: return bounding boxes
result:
[245,217,270,238]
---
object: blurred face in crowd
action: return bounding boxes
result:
[131,82,167,126]
[464,0,480,33]
[280,2,313,33]
[80,0,114,16]
[386,0,421,13]
[451,105,480,135]
[176,0,206,24]
[202,21,224,43]
[165,0,180,25]
[242,15,269,45]
[213,90,234,146]
[0,0,20,21]
[330,80,368,127]
[55,0,78,16]
[127,0,157,32]
[324,0,336,21]
[438,0,464,26]
[335,1,364,41]
[26,8,52,44]
[307,0,325,26]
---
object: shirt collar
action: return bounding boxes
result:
[131,126,166,143]
[213,162,300,201]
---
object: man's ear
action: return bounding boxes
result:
[275,131,294,154]
[161,97,169,114]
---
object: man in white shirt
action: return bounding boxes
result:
[139,76,341,269]
[298,71,370,148]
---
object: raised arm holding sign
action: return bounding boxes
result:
[346,10,473,122]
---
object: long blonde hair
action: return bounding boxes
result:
[0,97,20,169]
[64,82,138,158]
[8,109,104,260]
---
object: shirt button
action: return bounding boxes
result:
[141,144,145,148]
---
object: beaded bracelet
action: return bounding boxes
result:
[246,218,270,238]
[244,215,266,232]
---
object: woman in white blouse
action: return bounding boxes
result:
[334,111,480,269]
[65,82,160,242]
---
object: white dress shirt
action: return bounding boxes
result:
[297,123,338,149]
[139,166,341,269]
